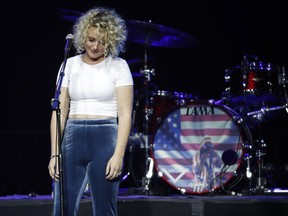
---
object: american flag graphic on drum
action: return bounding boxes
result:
[151,100,246,194]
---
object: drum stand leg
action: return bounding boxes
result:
[253,138,267,193]
[248,115,268,194]
[141,104,154,195]
[243,144,253,194]
[142,156,154,193]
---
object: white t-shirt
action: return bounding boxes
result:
[56,55,133,117]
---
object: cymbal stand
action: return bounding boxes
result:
[247,109,269,193]
[254,121,267,192]
[247,103,287,193]
[140,67,154,194]
[139,25,155,194]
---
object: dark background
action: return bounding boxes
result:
[1,0,288,195]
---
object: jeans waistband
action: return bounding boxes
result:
[67,118,117,125]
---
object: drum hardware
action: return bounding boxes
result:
[121,133,156,192]
[245,103,287,193]
[127,77,155,194]
[240,99,288,194]
[247,122,267,193]
[220,57,288,194]
[140,37,156,195]
[246,104,288,119]
[128,22,158,194]
[243,150,253,193]
[251,137,267,192]
[232,115,254,194]
[243,143,253,177]
[142,157,154,192]
[121,70,155,192]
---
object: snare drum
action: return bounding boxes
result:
[151,100,251,194]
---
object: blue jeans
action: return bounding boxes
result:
[52,118,120,216]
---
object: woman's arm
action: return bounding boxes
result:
[48,86,70,181]
[106,85,134,180]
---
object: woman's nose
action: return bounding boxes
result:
[92,41,100,50]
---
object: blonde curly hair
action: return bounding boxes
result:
[72,7,127,58]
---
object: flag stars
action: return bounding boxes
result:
[174,133,178,139]
[154,109,181,151]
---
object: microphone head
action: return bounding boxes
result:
[66,33,74,40]
[64,34,74,54]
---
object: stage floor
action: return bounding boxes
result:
[1,188,288,216]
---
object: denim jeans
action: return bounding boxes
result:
[52,118,120,216]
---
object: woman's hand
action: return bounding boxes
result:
[105,154,123,180]
[48,157,59,181]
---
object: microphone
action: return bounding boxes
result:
[64,33,74,54]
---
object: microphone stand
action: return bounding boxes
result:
[51,38,71,216]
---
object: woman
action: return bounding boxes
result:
[48,7,134,216]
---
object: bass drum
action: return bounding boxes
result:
[151,100,252,194]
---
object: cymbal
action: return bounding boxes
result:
[126,20,199,48]
[58,9,199,48]
[58,8,83,22]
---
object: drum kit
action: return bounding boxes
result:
[122,20,288,196]
[217,55,288,193]
[59,10,288,195]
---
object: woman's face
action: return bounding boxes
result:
[84,27,105,61]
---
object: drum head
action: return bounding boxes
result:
[151,100,247,194]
